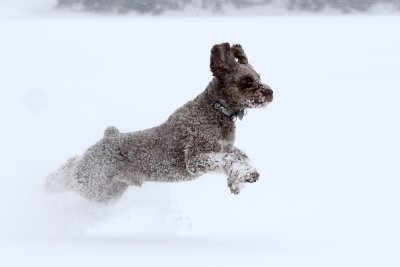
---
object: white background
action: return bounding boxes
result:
[0,1,399,266]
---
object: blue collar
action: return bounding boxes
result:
[207,90,247,121]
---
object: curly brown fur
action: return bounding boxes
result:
[46,43,273,201]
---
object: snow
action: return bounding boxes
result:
[1,4,400,267]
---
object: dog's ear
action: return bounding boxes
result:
[231,44,248,64]
[210,43,237,78]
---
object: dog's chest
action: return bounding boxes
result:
[219,119,235,141]
[217,120,235,149]
[218,139,233,152]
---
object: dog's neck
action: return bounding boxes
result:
[206,82,246,122]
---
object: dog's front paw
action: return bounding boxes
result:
[244,170,260,183]
[228,181,244,195]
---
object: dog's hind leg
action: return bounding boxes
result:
[97,172,143,202]
[99,180,129,202]
[45,155,81,192]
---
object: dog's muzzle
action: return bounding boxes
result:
[262,85,273,102]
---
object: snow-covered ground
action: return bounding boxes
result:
[1,3,400,266]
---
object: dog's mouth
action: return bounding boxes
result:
[264,94,273,103]
[247,86,273,107]
[244,97,269,108]
[256,95,273,104]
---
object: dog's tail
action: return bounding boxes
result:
[45,155,81,193]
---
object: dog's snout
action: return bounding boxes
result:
[262,85,273,101]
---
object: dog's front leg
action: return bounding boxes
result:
[185,148,259,195]
[230,147,260,183]
[224,150,260,194]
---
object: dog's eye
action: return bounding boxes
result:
[240,76,254,90]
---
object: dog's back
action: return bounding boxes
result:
[46,92,226,201]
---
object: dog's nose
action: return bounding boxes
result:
[262,84,273,101]
[264,84,273,93]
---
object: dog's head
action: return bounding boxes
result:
[210,43,273,111]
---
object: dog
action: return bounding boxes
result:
[46,43,273,201]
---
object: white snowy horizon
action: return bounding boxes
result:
[1,1,400,267]
[1,0,400,18]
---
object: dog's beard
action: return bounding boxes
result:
[242,97,271,109]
